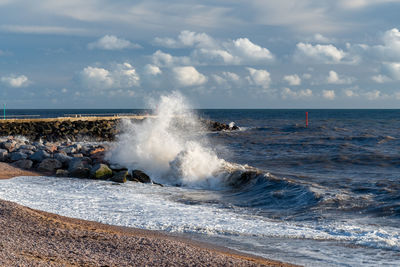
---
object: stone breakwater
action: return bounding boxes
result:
[0,116,238,142]
[0,116,238,184]
[0,136,158,184]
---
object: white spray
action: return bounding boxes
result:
[107,92,225,187]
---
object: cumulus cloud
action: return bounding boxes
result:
[173,66,207,87]
[1,74,30,87]
[364,90,383,100]
[81,62,140,90]
[229,38,274,62]
[154,31,274,65]
[212,71,241,87]
[281,88,312,99]
[144,64,162,76]
[343,88,359,97]
[154,30,216,48]
[152,50,190,67]
[312,33,334,43]
[283,74,301,86]
[322,89,335,100]
[88,35,141,50]
[294,42,352,64]
[246,67,271,89]
[326,70,355,84]
[371,74,391,83]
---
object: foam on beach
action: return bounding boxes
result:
[0,176,399,266]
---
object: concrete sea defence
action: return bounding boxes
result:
[0,115,238,141]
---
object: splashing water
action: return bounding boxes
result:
[107,92,225,187]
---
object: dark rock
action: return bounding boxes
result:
[111,170,128,183]
[19,144,36,151]
[130,170,151,183]
[0,149,8,161]
[29,150,50,162]
[17,149,34,156]
[68,157,92,178]
[9,152,28,162]
[13,159,33,170]
[54,152,73,164]
[55,169,69,177]
[38,158,62,172]
[90,163,112,179]
[1,141,16,152]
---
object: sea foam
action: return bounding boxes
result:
[106,92,225,188]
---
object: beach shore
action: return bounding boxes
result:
[0,163,296,266]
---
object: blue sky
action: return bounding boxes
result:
[1,0,400,108]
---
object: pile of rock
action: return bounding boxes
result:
[0,137,157,185]
[0,119,122,142]
[0,118,238,142]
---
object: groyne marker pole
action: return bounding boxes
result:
[306,111,308,128]
[3,103,5,120]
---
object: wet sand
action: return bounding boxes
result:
[0,163,297,266]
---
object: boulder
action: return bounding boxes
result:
[111,170,128,183]
[38,158,62,172]
[19,144,36,151]
[130,170,151,183]
[18,149,34,156]
[0,149,8,161]
[9,152,27,162]
[54,152,73,165]
[13,159,33,170]
[55,169,69,177]
[90,163,112,179]
[29,150,50,162]
[1,141,16,152]
[59,146,76,154]
[68,157,92,178]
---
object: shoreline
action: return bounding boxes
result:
[0,163,297,266]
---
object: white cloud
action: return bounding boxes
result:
[371,74,391,83]
[154,31,274,65]
[283,74,301,86]
[230,38,274,62]
[302,73,312,79]
[364,90,382,100]
[88,35,141,50]
[212,71,241,87]
[246,67,271,89]
[294,42,349,64]
[326,70,355,84]
[154,30,215,48]
[144,64,162,76]
[1,74,30,87]
[312,33,334,43]
[281,88,312,99]
[344,89,359,97]
[173,66,207,87]
[322,90,335,100]
[81,62,140,90]
[152,50,190,67]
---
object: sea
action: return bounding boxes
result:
[0,98,399,266]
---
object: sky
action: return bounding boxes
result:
[1,0,400,108]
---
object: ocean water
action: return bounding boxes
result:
[1,99,400,266]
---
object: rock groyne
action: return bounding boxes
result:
[0,116,237,141]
